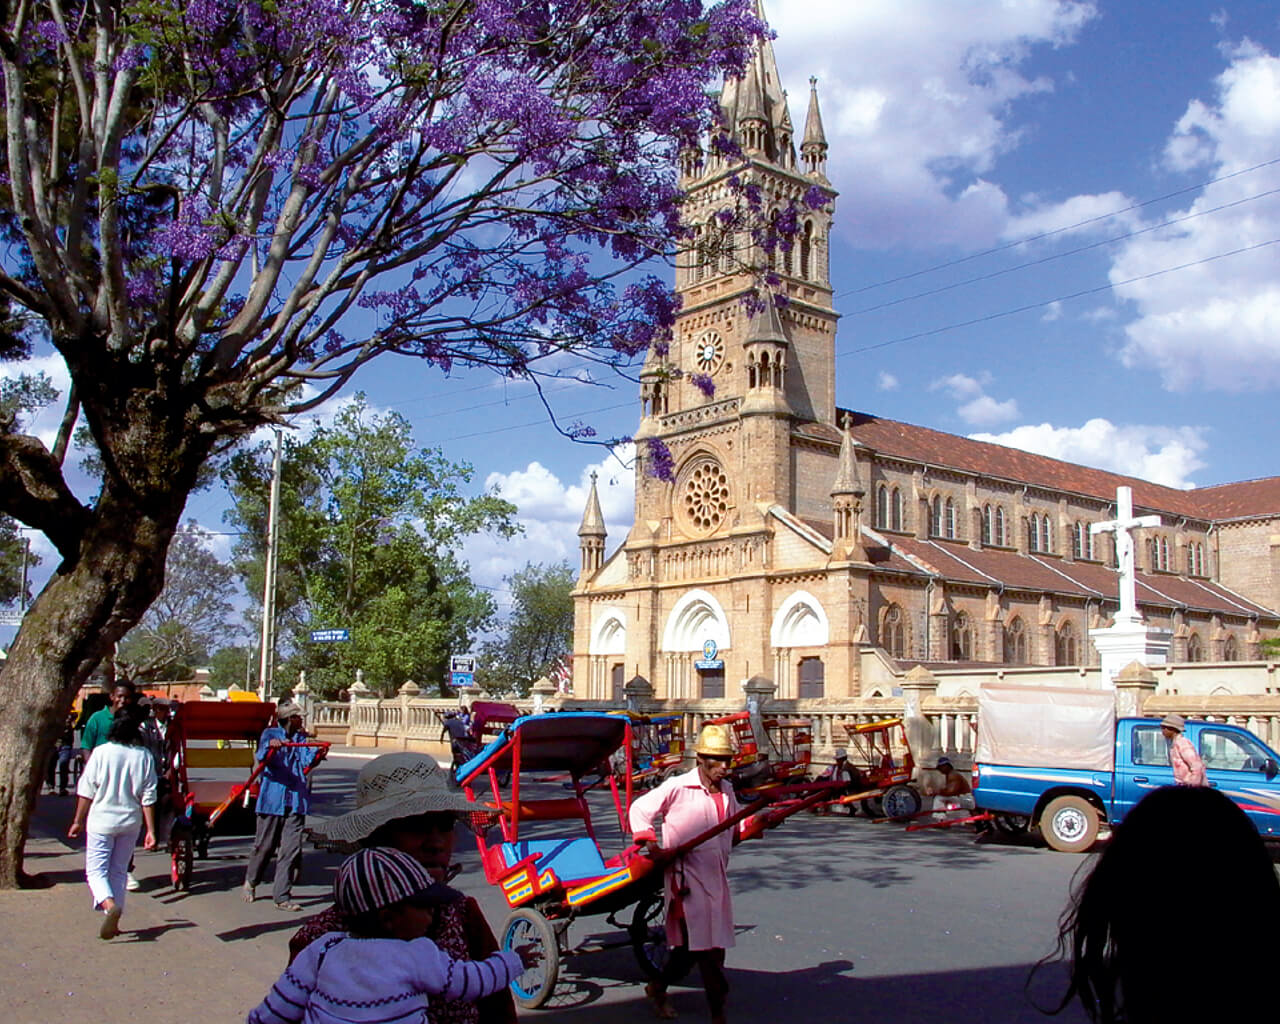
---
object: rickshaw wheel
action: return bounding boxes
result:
[170,834,194,891]
[882,784,922,822]
[501,907,560,1008]
[629,890,693,983]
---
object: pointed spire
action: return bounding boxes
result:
[802,77,829,177]
[744,295,787,345]
[578,471,607,538]
[831,412,864,496]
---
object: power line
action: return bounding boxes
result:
[842,185,1280,318]
[836,154,1280,298]
[839,234,1280,357]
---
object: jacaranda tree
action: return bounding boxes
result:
[0,0,764,885]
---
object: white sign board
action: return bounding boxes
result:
[450,654,477,675]
[0,608,25,627]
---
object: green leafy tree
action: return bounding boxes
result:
[206,644,256,693]
[116,524,240,681]
[477,562,575,696]
[224,396,518,697]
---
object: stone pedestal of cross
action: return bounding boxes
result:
[1089,485,1172,688]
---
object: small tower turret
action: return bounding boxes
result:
[740,296,790,415]
[578,471,607,578]
[830,413,868,561]
[801,77,829,179]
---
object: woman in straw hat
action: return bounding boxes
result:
[289,753,516,1024]
[630,723,764,1024]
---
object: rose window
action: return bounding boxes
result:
[681,458,730,534]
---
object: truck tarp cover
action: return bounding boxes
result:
[977,684,1116,771]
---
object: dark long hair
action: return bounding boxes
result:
[106,707,146,747]
[1037,785,1280,1022]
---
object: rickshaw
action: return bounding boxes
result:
[165,701,328,891]
[443,700,520,784]
[704,710,814,794]
[456,711,842,1009]
[836,716,922,820]
[626,713,684,789]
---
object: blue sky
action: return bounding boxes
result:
[5,0,1280,626]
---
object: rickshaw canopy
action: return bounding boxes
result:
[457,711,629,781]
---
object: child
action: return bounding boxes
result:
[248,847,537,1024]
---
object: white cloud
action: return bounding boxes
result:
[930,371,1019,425]
[876,371,899,391]
[1003,191,1142,244]
[770,0,1097,249]
[970,417,1209,488]
[0,351,71,451]
[1041,300,1063,322]
[462,447,635,598]
[1109,43,1280,391]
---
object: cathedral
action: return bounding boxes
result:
[570,19,1280,703]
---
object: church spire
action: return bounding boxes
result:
[578,471,607,578]
[802,77,829,178]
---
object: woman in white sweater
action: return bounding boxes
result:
[69,707,157,939]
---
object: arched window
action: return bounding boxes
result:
[943,498,957,540]
[891,488,904,531]
[995,506,1006,546]
[1071,523,1081,559]
[881,603,909,659]
[1055,622,1079,665]
[981,505,992,545]
[800,220,813,280]
[768,210,780,273]
[1186,632,1204,662]
[1004,617,1028,665]
[951,611,973,661]
[876,485,889,529]
[1223,634,1239,662]
[1028,514,1040,552]
[1041,516,1052,554]
[929,495,942,537]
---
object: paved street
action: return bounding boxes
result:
[9,752,1090,1023]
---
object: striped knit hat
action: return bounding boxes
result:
[334,847,461,916]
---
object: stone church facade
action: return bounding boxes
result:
[571,23,1280,703]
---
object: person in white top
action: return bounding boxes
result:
[69,707,158,939]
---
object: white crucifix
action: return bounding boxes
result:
[1090,485,1161,627]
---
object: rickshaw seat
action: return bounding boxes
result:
[500,798,585,821]
[500,838,607,883]
[185,747,256,769]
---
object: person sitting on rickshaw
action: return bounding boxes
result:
[919,756,974,816]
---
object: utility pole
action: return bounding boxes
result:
[258,427,283,701]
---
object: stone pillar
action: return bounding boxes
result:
[293,672,311,720]
[1114,661,1157,718]
[397,680,421,750]
[531,676,556,714]
[623,675,655,714]
[1090,620,1171,689]
[901,664,938,719]
[351,669,370,697]
[742,674,776,755]
[198,684,216,701]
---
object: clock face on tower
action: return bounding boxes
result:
[694,331,725,375]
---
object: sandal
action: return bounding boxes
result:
[275,900,304,912]
[645,983,678,1020]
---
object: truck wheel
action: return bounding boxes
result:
[882,784,922,822]
[1041,796,1099,853]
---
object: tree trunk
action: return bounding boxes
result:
[0,490,184,887]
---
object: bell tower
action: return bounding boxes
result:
[632,2,838,537]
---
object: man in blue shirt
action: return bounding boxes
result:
[242,700,326,911]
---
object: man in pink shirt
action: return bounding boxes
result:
[1161,714,1207,786]
[630,724,757,1024]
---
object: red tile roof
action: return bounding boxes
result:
[837,409,1280,521]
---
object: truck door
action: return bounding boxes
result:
[1195,725,1280,837]
[1114,722,1176,820]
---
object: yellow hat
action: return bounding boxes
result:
[694,724,735,757]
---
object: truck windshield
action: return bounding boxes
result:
[1199,728,1273,772]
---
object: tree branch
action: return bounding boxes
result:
[0,433,90,559]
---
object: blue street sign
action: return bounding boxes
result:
[450,672,474,688]
[310,629,351,643]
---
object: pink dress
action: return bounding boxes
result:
[629,767,739,951]
[1171,734,1208,786]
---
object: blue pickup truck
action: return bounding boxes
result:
[972,687,1280,852]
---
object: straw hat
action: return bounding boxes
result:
[1161,713,1186,733]
[694,724,734,757]
[311,753,475,846]
[335,847,463,916]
